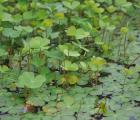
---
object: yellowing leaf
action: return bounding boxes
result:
[61,74,79,85]
[89,56,106,71]
[120,27,128,34]
[67,75,79,85]
[66,26,76,36]
[55,12,65,19]
[99,102,107,113]
[42,106,48,113]
[90,56,106,66]
[43,106,57,114]
[102,43,110,53]
[107,5,116,13]
[122,68,134,76]
[43,19,53,27]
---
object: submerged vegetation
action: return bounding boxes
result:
[0,0,140,120]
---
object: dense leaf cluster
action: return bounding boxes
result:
[0,0,140,120]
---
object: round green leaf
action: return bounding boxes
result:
[17,72,46,88]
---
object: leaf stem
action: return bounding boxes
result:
[123,34,127,58]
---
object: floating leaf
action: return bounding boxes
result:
[17,72,46,88]
[63,95,75,107]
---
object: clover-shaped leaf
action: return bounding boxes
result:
[23,11,36,20]
[66,26,76,36]
[62,60,79,71]
[59,44,80,57]
[29,36,50,49]
[2,28,20,38]
[75,28,90,39]
[63,1,80,10]
[17,72,46,88]
[2,12,13,22]
[22,36,50,53]
[66,26,89,39]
